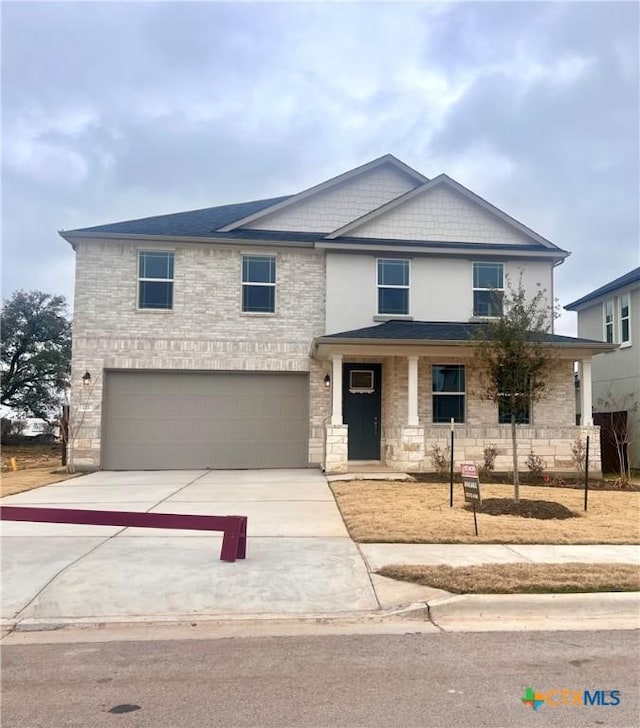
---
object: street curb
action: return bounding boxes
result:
[8,603,430,633]
[6,593,638,635]
[426,591,640,627]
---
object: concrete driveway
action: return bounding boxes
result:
[1,469,378,627]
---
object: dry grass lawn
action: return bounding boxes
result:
[1,443,61,472]
[378,563,640,594]
[1,467,79,497]
[330,481,640,544]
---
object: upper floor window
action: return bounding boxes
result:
[377,259,410,315]
[138,251,174,309]
[242,255,276,313]
[604,299,615,343]
[473,262,504,317]
[432,364,465,423]
[603,294,632,346]
[620,293,631,345]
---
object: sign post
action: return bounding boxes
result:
[449,418,455,507]
[460,463,481,536]
[584,435,590,512]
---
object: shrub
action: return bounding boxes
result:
[480,443,499,476]
[430,443,450,474]
[571,437,586,472]
[526,449,545,479]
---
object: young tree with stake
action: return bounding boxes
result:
[473,276,559,503]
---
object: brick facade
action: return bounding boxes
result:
[70,241,325,467]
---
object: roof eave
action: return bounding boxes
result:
[58,230,315,249]
[313,336,617,358]
[316,240,570,260]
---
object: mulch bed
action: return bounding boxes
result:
[411,472,640,492]
[467,497,579,520]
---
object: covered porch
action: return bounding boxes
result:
[312,321,615,475]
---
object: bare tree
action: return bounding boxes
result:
[596,390,638,483]
[473,276,559,502]
[66,375,100,474]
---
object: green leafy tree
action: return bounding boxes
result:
[1,290,71,423]
[473,277,559,502]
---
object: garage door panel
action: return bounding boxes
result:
[102,371,309,470]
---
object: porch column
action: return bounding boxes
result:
[331,354,343,425]
[407,355,419,426]
[580,359,593,426]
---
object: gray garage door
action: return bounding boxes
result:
[102,371,309,470]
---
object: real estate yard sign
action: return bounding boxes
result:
[460,463,481,535]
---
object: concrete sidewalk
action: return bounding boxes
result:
[360,543,640,571]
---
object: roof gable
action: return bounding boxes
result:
[217,154,427,233]
[326,175,560,249]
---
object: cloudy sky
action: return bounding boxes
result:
[2,0,638,335]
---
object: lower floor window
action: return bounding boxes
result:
[498,398,531,424]
[432,364,465,423]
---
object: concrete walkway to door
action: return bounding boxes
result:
[1,469,378,629]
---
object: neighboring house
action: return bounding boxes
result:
[566,267,640,474]
[0,408,59,439]
[60,154,614,474]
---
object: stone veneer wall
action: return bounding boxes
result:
[70,241,325,468]
[378,355,600,474]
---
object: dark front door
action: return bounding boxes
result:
[343,363,382,460]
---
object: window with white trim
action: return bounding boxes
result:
[377,259,410,315]
[138,251,174,309]
[473,262,504,317]
[242,256,276,313]
[432,365,465,423]
[604,299,615,344]
[620,293,631,345]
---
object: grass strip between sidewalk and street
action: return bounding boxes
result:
[377,563,640,594]
[330,481,640,544]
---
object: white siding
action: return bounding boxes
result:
[246,164,417,233]
[326,253,555,333]
[579,286,640,469]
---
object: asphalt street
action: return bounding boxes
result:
[2,628,638,727]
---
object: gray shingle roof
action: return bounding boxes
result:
[321,320,608,345]
[565,267,640,310]
[64,196,291,237]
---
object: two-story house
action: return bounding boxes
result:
[60,154,613,474]
[566,267,640,474]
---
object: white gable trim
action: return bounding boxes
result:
[325,174,560,250]
[217,154,428,232]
